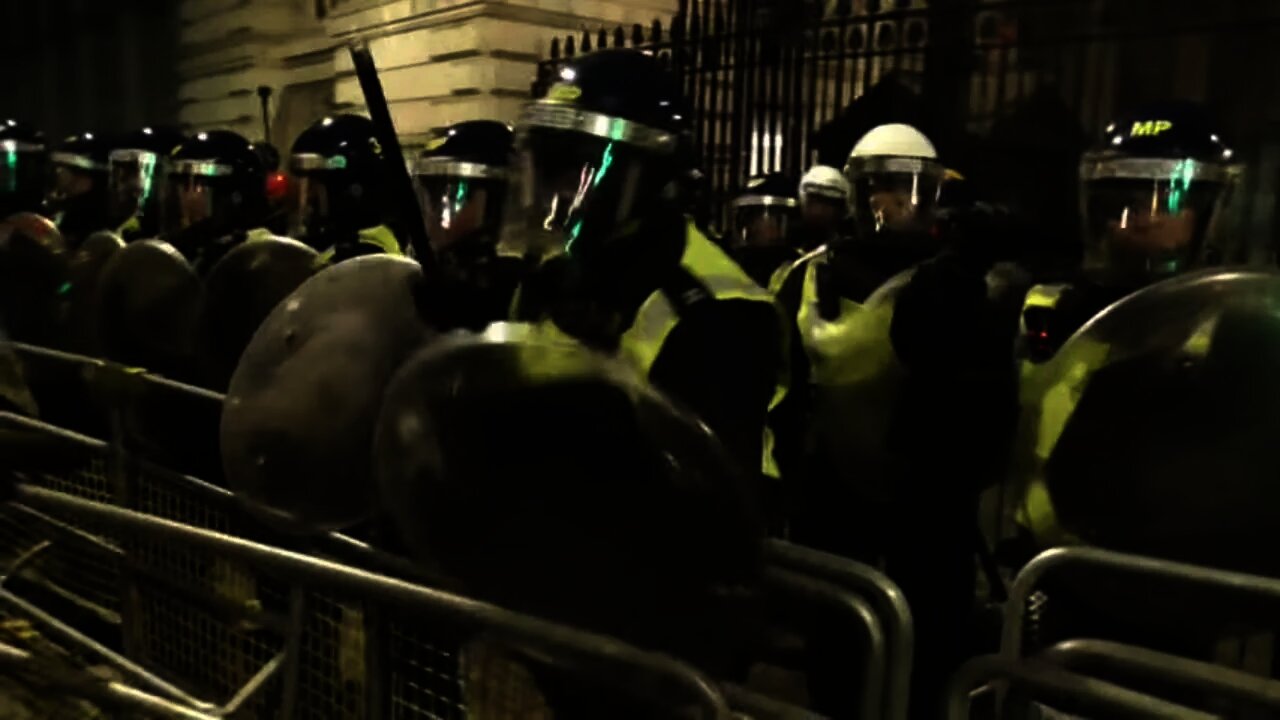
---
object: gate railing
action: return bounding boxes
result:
[0,342,914,719]
[533,0,1280,254]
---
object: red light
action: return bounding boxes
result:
[266,172,289,201]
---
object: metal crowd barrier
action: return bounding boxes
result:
[946,546,1280,718]
[0,343,914,718]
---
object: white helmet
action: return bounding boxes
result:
[844,123,945,235]
[799,165,852,206]
[848,123,939,166]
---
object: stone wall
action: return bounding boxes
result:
[178,0,676,148]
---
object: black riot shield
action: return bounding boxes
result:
[197,236,318,391]
[96,239,202,379]
[373,323,764,656]
[222,254,434,533]
[1022,268,1280,575]
[0,212,68,346]
[62,230,125,355]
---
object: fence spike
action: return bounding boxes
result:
[632,23,644,46]
[549,37,560,61]
[651,18,663,45]
[565,35,576,58]
[614,26,626,48]
[598,28,608,50]
[582,28,593,53]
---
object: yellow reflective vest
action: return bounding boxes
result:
[774,251,914,505]
[1012,284,1111,545]
[317,225,402,266]
[618,221,789,479]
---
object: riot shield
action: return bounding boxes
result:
[1024,268,1280,574]
[96,239,201,379]
[197,236,318,391]
[222,254,433,533]
[373,323,764,658]
[0,212,67,346]
[61,230,125,355]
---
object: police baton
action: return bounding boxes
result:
[347,42,438,279]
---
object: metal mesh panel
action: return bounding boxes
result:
[127,464,361,719]
[388,622,467,720]
[294,594,365,720]
[0,457,123,620]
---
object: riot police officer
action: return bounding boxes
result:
[287,114,400,264]
[729,172,800,286]
[109,126,186,240]
[414,120,525,329]
[45,131,113,247]
[795,164,852,253]
[775,121,1017,708]
[0,119,47,219]
[1020,101,1239,366]
[1014,102,1240,546]
[163,130,270,274]
[507,49,788,485]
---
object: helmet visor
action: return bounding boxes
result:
[1083,177,1225,282]
[415,171,505,251]
[848,157,944,235]
[286,171,334,247]
[46,162,95,210]
[503,127,670,260]
[163,157,239,234]
[731,203,796,248]
[0,147,47,209]
[109,150,161,225]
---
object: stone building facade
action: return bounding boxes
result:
[179,0,676,149]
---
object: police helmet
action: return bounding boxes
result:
[845,123,945,237]
[46,131,113,237]
[1081,101,1239,287]
[730,173,798,249]
[0,119,47,217]
[287,114,390,251]
[109,126,186,237]
[164,130,266,240]
[414,120,512,251]
[507,49,690,261]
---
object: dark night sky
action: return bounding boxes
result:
[0,0,181,139]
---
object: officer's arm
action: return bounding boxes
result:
[649,300,783,478]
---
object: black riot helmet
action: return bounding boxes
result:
[109,126,186,237]
[1081,101,1239,287]
[507,49,690,263]
[730,173,798,249]
[287,114,391,251]
[46,131,113,241]
[0,119,48,218]
[164,130,266,244]
[414,120,512,252]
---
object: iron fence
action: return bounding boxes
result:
[0,342,912,718]
[534,0,1280,256]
